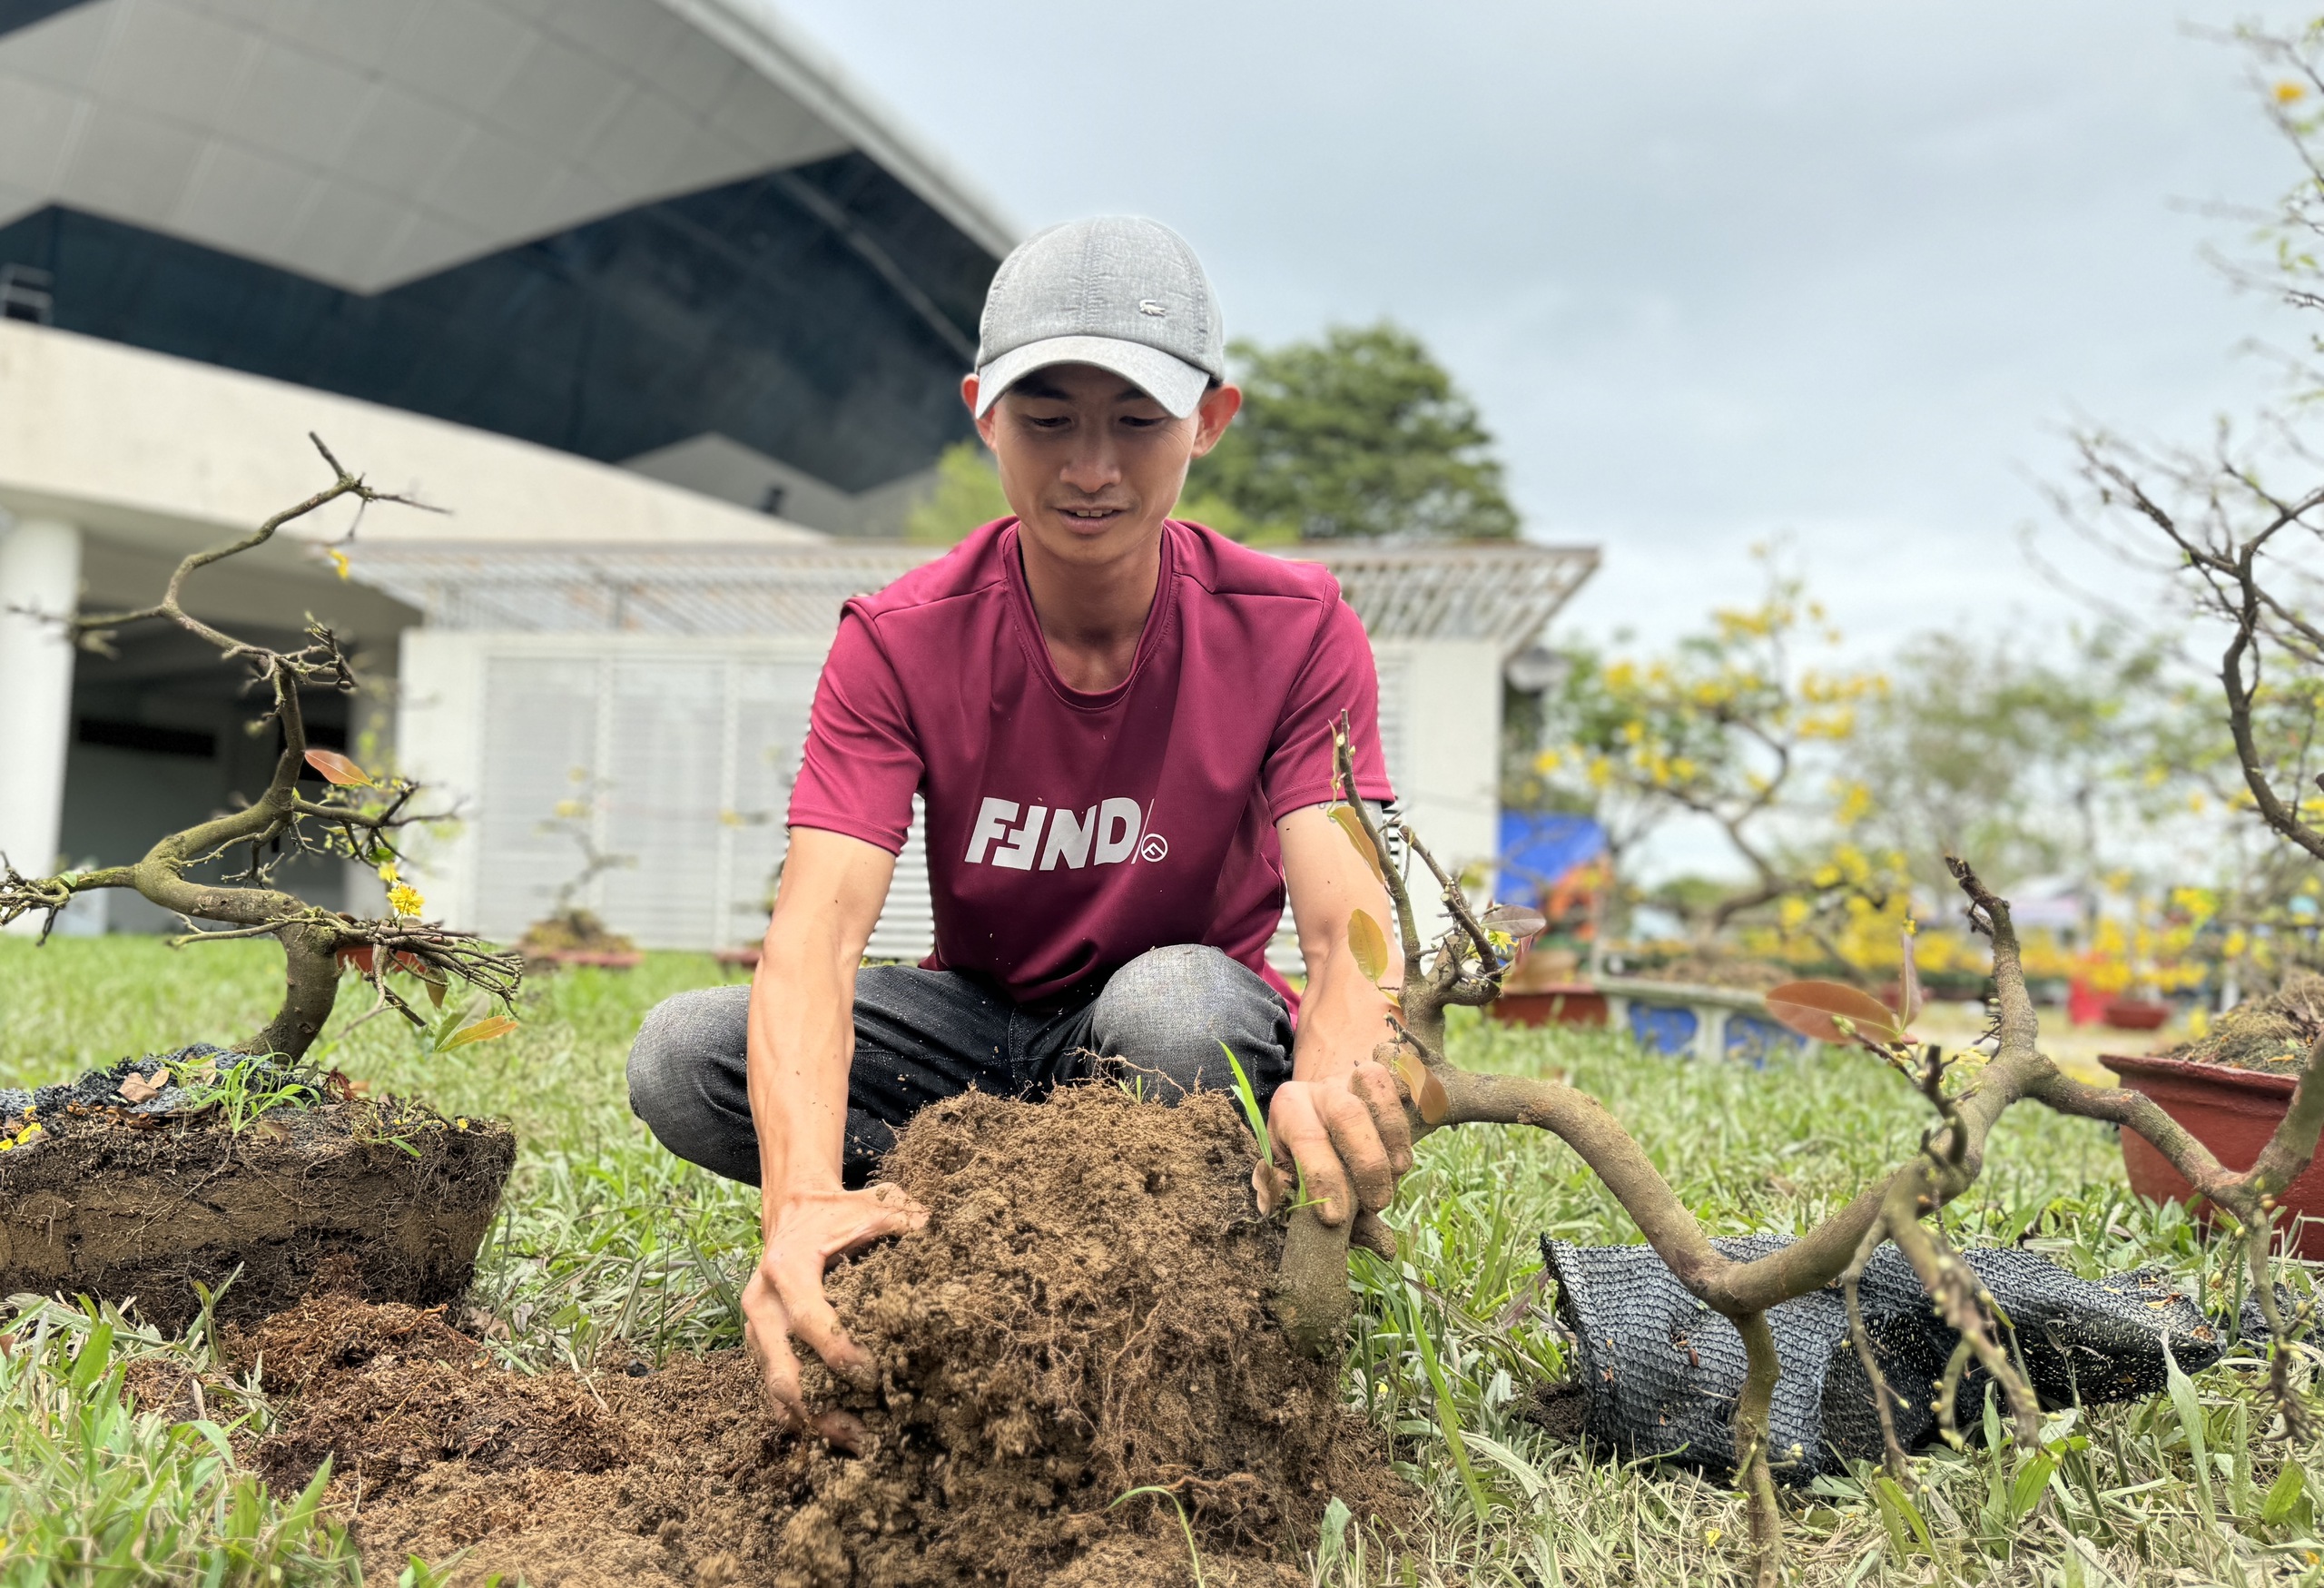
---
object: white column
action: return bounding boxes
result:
[0,516,82,922]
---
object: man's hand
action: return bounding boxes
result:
[1256,1058,1413,1226]
[742,1182,927,1445]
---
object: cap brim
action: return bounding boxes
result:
[973,335,1210,419]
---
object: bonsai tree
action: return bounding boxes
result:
[0,437,523,1061]
[1274,725,2324,1587]
[517,768,637,961]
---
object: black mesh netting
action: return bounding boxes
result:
[1541,1233,2276,1482]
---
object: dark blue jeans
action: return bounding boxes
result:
[626,944,1294,1187]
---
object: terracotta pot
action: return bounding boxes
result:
[1491,985,1608,1028]
[2101,1052,2324,1258]
[2102,998,2171,1031]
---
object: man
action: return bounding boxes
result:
[627,216,1413,1431]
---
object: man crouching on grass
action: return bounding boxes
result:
[625,216,1413,1436]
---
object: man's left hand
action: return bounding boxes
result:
[1258,1058,1413,1225]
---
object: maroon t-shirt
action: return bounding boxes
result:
[788,517,1394,1004]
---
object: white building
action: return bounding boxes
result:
[0,0,1012,925]
[0,0,1599,955]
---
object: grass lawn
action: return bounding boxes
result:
[2,935,2319,1584]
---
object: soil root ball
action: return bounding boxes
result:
[782,1085,1404,1584]
[266,1087,1402,1587]
[0,1067,514,1330]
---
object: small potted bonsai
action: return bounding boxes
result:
[0,439,526,1327]
[2103,975,2324,1257]
[516,771,642,970]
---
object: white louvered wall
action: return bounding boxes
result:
[399,630,1492,963]
[399,632,937,956]
[1264,639,1497,978]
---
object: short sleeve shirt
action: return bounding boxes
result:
[787,517,1394,1004]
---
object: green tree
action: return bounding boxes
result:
[1848,628,2175,904]
[904,441,1010,545]
[1189,321,1519,542]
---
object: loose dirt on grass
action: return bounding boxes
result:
[0,1056,515,1331]
[246,1086,1405,1586]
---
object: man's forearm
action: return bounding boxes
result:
[1290,938,1388,1083]
[745,925,858,1216]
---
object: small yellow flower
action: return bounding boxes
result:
[2279,80,2308,103]
[328,547,350,580]
[376,860,399,885]
[388,883,426,918]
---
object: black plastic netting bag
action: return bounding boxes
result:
[1541,1233,2271,1482]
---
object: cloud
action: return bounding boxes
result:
[791,0,2304,645]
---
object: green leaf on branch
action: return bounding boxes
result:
[1766,980,1911,1049]
[1348,909,1389,982]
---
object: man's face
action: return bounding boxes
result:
[964,363,1240,567]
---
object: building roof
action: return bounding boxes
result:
[344,537,1600,652]
[1279,541,1601,656]
[0,0,1014,499]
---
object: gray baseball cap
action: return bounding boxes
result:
[973,216,1225,419]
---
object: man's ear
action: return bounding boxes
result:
[1188,383,1243,459]
[963,374,1001,449]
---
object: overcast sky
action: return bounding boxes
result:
[786,0,2309,652]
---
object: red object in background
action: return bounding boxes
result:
[2066,978,2109,1026]
[2102,998,2171,1031]
[1491,985,1609,1028]
[2102,1053,2324,1259]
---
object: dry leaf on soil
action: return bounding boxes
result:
[117,1071,167,1105]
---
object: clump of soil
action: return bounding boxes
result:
[0,1054,513,1331]
[519,910,640,964]
[232,1295,627,1496]
[2165,973,2324,1072]
[270,1087,1403,1586]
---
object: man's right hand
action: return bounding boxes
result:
[742,1182,927,1444]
